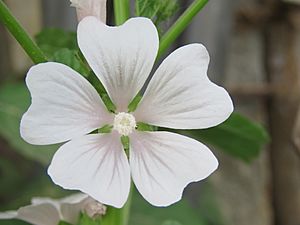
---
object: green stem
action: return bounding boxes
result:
[158,0,209,59]
[113,0,130,25]
[0,0,47,64]
[101,184,133,225]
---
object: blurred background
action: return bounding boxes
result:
[0,0,300,225]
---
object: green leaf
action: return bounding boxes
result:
[35,28,117,114]
[181,113,270,162]
[0,82,57,165]
[135,0,179,33]
[77,213,101,225]
[0,220,29,225]
[59,221,73,225]
[53,48,90,77]
[129,188,206,225]
[161,221,183,225]
[35,28,78,58]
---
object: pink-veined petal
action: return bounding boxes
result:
[0,211,18,219]
[31,193,88,224]
[71,0,107,22]
[130,131,218,207]
[134,44,233,129]
[20,62,112,145]
[1,203,60,225]
[60,193,89,224]
[48,133,131,208]
[17,204,59,225]
[78,17,159,111]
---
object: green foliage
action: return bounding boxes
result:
[53,49,90,77]
[35,28,90,76]
[35,28,78,58]
[182,113,270,162]
[135,0,179,32]
[59,221,73,225]
[0,220,29,225]
[161,221,183,225]
[129,188,206,225]
[77,213,101,225]
[102,188,132,225]
[35,28,116,113]
[0,83,57,165]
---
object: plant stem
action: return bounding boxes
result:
[101,184,133,225]
[0,0,47,64]
[113,0,130,25]
[158,0,209,59]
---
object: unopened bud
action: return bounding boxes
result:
[70,0,107,22]
[83,199,107,219]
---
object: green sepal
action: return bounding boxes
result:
[128,94,142,112]
[121,136,130,157]
[136,122,158,132]
[98,125,113,134]
[87,71,116,113]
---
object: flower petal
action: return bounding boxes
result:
[130,131,218,207]
[20,62,112,145]
[0,211,18,219]
[48,133,131,208]
[134,44,233,129]
[18,204,59,225]
[78,17,159,111]
[70,0,107,22]
[60,193,89,224]
[31,197,59,210]
[31,193,88,224]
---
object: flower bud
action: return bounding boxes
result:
[83,199,107,219]
[70,0,106,22]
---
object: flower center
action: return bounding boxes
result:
[113,112,136,136]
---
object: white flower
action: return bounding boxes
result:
[0,193,106,225]
[20,16,233,208]
[70,0,106,22]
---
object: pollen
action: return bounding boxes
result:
[113,112,136,136]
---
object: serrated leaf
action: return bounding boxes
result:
[181,113,270,162]
[0,83,57,165]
